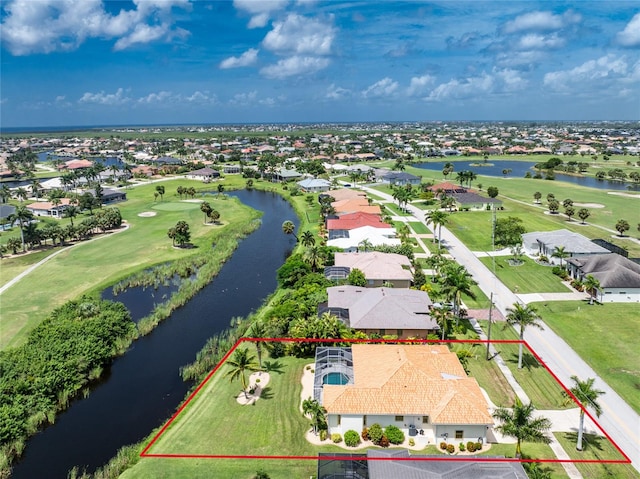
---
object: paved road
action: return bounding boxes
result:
[362,186,640,472]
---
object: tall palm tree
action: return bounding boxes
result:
[302,397,327,435]
[8,205,34,252]
[64,205,79,226]
[224,348,259,399]
[505,303,544,369]
[300,230,315,247]
[200,201,213,223]
[304,245,324,272]
[440,264,477,318]
[431,305,453,340]
[563,376,605,451]
[493,398,552,457]
[551,245,569,267]
[14,187,28,202]
[246,322,269,370]
[425,210,448,244]
[282,220,298,241]
[358,238,372,252]
[155,185,165,201]
[583,275,601,305]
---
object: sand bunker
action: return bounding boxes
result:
[236,371,271,405]
[138,211,157,217]
[574,202,605,208]
[607,192,640,199]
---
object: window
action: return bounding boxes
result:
[396,329,403,337]
[422,416,429,424]
[379,329,386,335]
[455,430,463,440]
[395,415,404,422]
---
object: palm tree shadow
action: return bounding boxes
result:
[263,360,285,375]
[563,432,605,453]
[258,386,274,400]
[507,352,541,370]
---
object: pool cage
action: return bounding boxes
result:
[313,347,354,403]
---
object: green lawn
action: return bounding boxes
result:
[554,433,640,479]
[478,322,569,410]
[408,221,431,234]
[478,256,571,294]
[460,347,516,408]
[0,248,61,288]
[533,302,640,415]
[0,179,259,349]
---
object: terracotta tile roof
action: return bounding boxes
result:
[332,198,381,215]
[326,188,367,202]
[322,345,492,425]
[327,212,389,231]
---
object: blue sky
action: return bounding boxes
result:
[1,1,639,128]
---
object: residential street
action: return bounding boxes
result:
[363,185,640,472]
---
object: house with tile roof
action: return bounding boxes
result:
[317,344,493,445]
[326,252,413,287]
[327,225,399,252]
[326,212,391,240]
[332,198,381,215]
[521,229,611,263]
[26,198,71,218]
[566,254,640,303]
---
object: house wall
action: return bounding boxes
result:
[362,328,434,339]
[328,413,437,441]
[601,288,640,303]
[434,424,488,444]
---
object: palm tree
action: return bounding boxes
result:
[300,230,315,248]
[282,220,298,241]
[14,187,28,202]
[155,185,165,201]
[492,398,552,457]
[551,245,569,268]
[224,348,259,399]
[431,305,453,340]
[505,303,544,369]
[563,376,605,451]
[246,322,269,370]
[304,245,324,272]
[425,210,448,244]
[302,397,327,435]
[217,183,225,197]
[583,274,600,305]
[64,205,79,226]
[8,205,34,252]
[440,264,477,318]
[358,238,372,252]
[200,201,213,223]
[615,219,630,237]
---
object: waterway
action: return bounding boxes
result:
[37,151,125,168]
[413,160,637,192]
[10,189,297,479]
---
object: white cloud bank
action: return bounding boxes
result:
[220,48,259,69]
[616,13,640,47]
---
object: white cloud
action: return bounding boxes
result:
[0,0,190,55]
[504,10,581,34]
[494,68,528,92]
[233,0,288,28]
[616,13,640,47]
[426,74,494,102]
[262,13,335,55]
[495,50,544,68]
[326,84,350,100]
[517,33,564,50]
[229,90,258,106]
[260,56,329,79]
[220,48,259,69]
[79,88,130,105]
[185,91,217,104]
[138,91,173,104]
[544,54,629,91]
[362,78,398,98]
[407,75,435,97]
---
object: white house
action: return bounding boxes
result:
[566,254,640,303]
[315,344,493,446]
[521,229,610,263]
[297,178,332,193]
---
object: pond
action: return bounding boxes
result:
[10,189,298,479]
[413,160,637,192]
[37,151,125,168]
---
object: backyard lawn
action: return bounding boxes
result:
[533,302,640,415]
[478,256,571,294]
[478,322,570,410]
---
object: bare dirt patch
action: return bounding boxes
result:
[138,211,157,217]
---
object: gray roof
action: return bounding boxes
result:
[326,286,436,330]
[367,450,529,479]
[522,229,610,255]
[567,254,640,288]
[0,204,16,220]
[452,192,502,205]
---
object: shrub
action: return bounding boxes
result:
[408,438,415,447]
[440,442,448,450]
[475,442,483,451]
[331,433,342,443]
[344,430,360,447]
[255,378,261,383]
[446,444,455,454]
[459,442,465,451]
[379,435,390,448]
[368,423,384,445]
[319,430,327,441]
[384,425,405,445]
[467,441,476,452]
[361,427,369,441]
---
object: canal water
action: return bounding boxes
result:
[10,189,297,479]
[413,160,637,192]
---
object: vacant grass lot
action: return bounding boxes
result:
[555,433,640,479]
[0,179,259,349]
[533,302,640,415]
[478,323,569,410]
[479,256,570,294]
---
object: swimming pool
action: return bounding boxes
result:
[323,372,350,385]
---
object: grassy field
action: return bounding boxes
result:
[478,256,571,294]
[0,178,259,349]
[408,221,431,234]
[533,302,640,415]
[555,433,640,479]
[478,322,569,410]
[460,347,516,407]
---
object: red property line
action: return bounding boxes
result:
[140,337,631,465]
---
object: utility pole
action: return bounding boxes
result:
[486,292,494,360]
